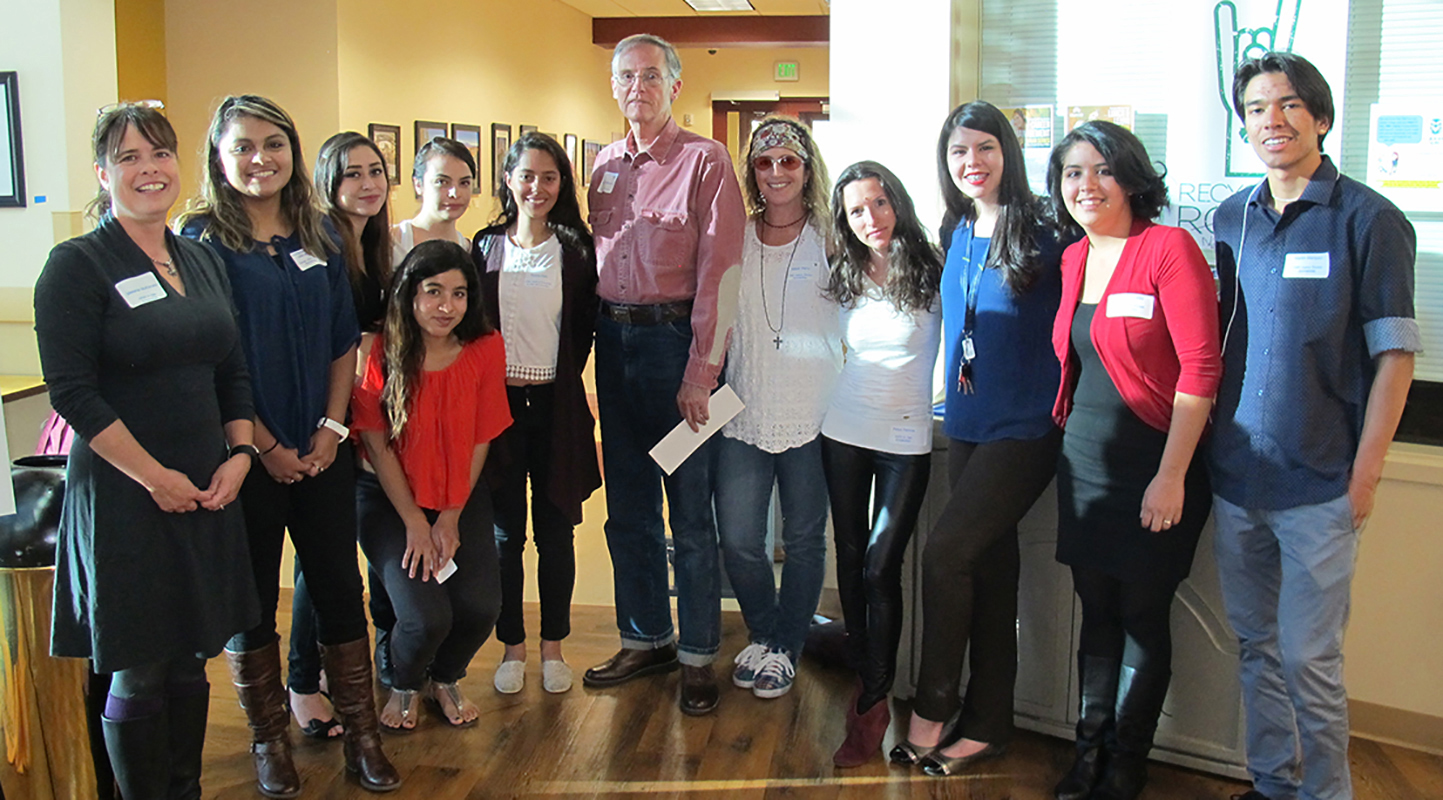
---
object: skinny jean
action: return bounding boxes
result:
[822,436,931,708]
[356,473,501,690]
[912,429,1061,741]
[493,383,576,645]
[228,443,367,652]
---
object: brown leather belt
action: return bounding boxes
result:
[600,299,693,325]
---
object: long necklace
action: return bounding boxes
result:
[759,223,804,350]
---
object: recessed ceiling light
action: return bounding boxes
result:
[685,0,754,10]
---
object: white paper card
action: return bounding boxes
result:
[1105,292,1156,320]
[291,249,325,271]
[649,385,745,475]
[598,172,619,194]
[435,559,458,584]
[523,271,557,289]
[890,425,921,447]
[115,272,167,308]
[1283,252,1330,279]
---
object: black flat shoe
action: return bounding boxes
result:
[919,742,1007,777]
[888,739,938,765]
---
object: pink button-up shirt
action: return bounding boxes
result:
[588,117,745,389]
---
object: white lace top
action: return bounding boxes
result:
[390,219,470,266]
[498,234,564,382]
[721,221,842,453]
[820,283,940,456]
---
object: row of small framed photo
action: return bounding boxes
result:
[367,121,606,197]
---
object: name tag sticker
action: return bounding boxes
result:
[291,249,325,271]
[523,271,557,289]
[598,172,619,194]
[890,425,920,446]
[1105,292,1155,320]
[115,272,166,308]
[1283,252,1330,279]
[789,262,818,282]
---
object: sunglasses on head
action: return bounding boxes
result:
[752,154,803,172]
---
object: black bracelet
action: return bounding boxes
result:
[259,439,281,456]
[229,443,262,462]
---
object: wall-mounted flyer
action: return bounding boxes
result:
[1368,103,1443,213]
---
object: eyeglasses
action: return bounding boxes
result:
[98,99,165,116]
[614,70,667,89]
[752,154,804,172]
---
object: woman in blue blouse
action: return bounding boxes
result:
[178,95,399,797]
[894,101,1067,776]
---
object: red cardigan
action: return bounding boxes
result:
[1052,220,1221,433]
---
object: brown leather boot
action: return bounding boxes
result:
[225,641,301,799]
[322,638,402,792]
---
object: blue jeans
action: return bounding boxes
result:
[1213,493,1357,800]
[714,435,828,658]
[594,315,720,666]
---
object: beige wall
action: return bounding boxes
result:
[115,0,166,103]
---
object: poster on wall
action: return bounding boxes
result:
[1,72,26,208]
[1367,103,1443,213]
[1064,105,1133,133]
[999,104,1055,196]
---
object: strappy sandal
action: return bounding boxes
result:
[297,716,342,740]
[427,680,479,728]
[379,687,419,734]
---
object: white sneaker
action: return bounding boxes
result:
[732,642,769,688]
[752,649,796,699]
[494,660,525,694]
[542,659,573,693]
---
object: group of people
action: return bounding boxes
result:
[34,30,1415,800]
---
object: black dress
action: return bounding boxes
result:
[1056,303,1209,585]
[35,216,260,672]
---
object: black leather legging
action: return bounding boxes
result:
[822,436,931,710]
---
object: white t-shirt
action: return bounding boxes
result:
[391,219,470,266]
[722,221,841,452]
[498,234,564,382]
[820,283,940,455]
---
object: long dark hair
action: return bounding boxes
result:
[825,161,941,314]
[936,100,1045,294]
[87,103,179,221]
[491,132,593,261]
[176,95,332,258]
[1046,120,1168,240]
[314,132,393,302]
[379,240,493,440]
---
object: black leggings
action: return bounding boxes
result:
[822,436,931,709]
[229,443,368,652]
[1071,564,1180,675]
[356,473,501,690]
[912,430,1061,738]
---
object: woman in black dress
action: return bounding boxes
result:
[178,95,399,797]
[1047,121,1221,800]
[35,102,260,799]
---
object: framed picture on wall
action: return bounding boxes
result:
[519,125,538,136]
[414,120,447,157]
[367,123,402,186]
[582,140,602,186]
[0,72,26,208]
[450,123,482,181]
[491,123,512,197]
[563,134,578,179]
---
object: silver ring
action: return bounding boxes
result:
[1163,519,1173,526]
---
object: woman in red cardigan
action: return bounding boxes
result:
[1045,121,1221,800]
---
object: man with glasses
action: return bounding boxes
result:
[582,33,744,716]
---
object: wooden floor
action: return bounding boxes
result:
[196,598,1443,799]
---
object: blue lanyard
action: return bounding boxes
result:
[956,223,990,393]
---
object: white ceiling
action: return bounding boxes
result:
[556,0,829,16]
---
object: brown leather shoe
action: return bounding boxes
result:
[679,664,719,716]
[583,644,680,687]
[322,638,402,793]
[225,641,301,799]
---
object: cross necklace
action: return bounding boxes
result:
[759,224,803,349]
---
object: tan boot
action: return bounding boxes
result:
[322,638,402,792]
[225,641,301,799]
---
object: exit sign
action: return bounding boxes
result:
[774,62,800,82]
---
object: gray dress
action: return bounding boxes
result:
[35,216,260,672]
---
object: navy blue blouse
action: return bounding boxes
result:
[181,219,360,455]
[941,221,1064,443]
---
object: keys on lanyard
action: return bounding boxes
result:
[958,334,976,394]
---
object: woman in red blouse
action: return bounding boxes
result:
[1046,121,1221,800]
[351,239,512,731]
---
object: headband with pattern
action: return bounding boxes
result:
[749,121,809,161]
